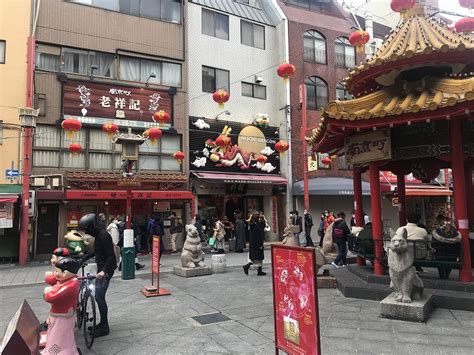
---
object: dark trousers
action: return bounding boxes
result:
[334,238,347,265]
[305,229,314,247]
[95,273,112,327]
[318,232,324,247]
[159,236,165,260]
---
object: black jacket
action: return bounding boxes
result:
[85,228,117,276]
[304,214,313,229]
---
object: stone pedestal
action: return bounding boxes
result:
[173,266,212,278]
[211,254,226,273]
[380,292,433,322]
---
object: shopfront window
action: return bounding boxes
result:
[138,134,182,171]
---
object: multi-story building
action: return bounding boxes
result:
[30,0,188,258]
[187,0,289,240]
[0,0,30,261]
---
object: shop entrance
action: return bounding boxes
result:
[36,203,59,255]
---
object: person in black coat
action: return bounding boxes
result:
[153,216,165,264]
[243,212,266,276]
[303,209,314,247]
[234,210,246,253]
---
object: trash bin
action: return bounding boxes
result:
[121,229,135,280]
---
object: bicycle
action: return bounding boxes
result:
[76,262,97,349]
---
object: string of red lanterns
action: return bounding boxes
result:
[102,122,119,137]
[144,127,162,144]
[68,143,82,155]
[61,118,82,139]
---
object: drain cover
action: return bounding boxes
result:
[192,312,230,325]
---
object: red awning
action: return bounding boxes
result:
[0,194,18,203]
[66,190,194,200]
[193,172,288,185]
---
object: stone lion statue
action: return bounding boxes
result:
[281,225,299,247]
[388,228,424,303]
[181,224,205,268]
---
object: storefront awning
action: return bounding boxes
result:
[405,185,452,196]
[192,172,288,185]
[66,190,194,200]
[293,177,373,196]
[0,185,22,194]
[0,194,18,203]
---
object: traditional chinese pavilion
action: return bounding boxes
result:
[308,2,474,282]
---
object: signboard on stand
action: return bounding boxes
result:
[271,245,321,355]
[141,236,171,298]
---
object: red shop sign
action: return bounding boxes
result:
[66,190,194,200]
[272,245,321,355]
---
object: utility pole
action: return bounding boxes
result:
[299,84,309,211]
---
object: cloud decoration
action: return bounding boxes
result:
[193,119,210,130]
[191,157,207,168]
[261,146,275,156]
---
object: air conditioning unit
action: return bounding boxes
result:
[28,190,36,217]
[255,75,263,83]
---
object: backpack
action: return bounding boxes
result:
[332,221,345,238]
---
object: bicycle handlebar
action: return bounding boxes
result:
[77,275,96,281]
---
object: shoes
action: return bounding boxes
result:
[217,249,225,254]
[341,264,347,268]
[257,267,266,276]
[243,263,251,275]
[331,262,339,268]
[235,250,244,253]
[171,251,179,255]
[159,263,164,267]
[94,326,110,338]
[135,263,145,270]
[118,262,122,271]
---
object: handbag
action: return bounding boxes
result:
[208,237,217,247]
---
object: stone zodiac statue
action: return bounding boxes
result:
[181,224,205,268]
[388,228,424,303]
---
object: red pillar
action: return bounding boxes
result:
[397,174,407,226]
[300,84,309,211]
[126,187,132,229]
[369,163,384,276]
[450,119,472,282]
[353,168,365,266]
[465,161,473,230]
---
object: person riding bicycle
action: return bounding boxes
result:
[78,213,116,338]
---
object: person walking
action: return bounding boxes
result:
[153,215,165,266]
[106,217,121,269]
[78,213,116,337]
[146,215,156,253]
[213,217,226,254]
[331,212,351,268]
[194,214,204,242]
[317,213,325,247]
[243,212,266,276]
[293,211,304,246]
[303,209,314,247]
[234,210,246,253]
[170,212,180,254]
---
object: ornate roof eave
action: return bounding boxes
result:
[66,171,188,182]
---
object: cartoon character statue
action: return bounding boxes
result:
[44,257,81,355]
[45,247,71,286]
[254,113,270,128]
[65,230,93,255]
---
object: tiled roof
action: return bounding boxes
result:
[66,171,187,182]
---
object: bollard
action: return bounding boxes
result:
[121,229,135,280]
[211,254,226,273]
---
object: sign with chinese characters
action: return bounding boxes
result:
[63,80,172,125]
[0,202,14,229]
[66,190,193,200]
[307,157,317,172]
[345,128,391,165]
[272,245,321,355]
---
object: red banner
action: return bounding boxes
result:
[66,190,193,200]
[152,236,160,276]
[272,245,321,355]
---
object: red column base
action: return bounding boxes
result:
[374,260,384,276]
[459,268,473,283]
[356,256,366,266]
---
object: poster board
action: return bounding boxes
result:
[271,245,321,355]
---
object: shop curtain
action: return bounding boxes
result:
[120,57,141,82]
[140,59,162,84]
[91,52,115,78]
[162,62,181,87]
[62,48,89,75]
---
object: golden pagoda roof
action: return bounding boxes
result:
[346,8,474,90]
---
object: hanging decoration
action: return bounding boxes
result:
[274,140,289,153]
[411,159,441,183]
[277,63,296,81]
[459,0,474,9]
[61,118,82,139]
[321,156,332,165]
[144,127,162,144]
[454,17,474,33]
[254,113,270,128]
[215,126,232,147]
[256,155,268,164]
[390,0,416,13]
[173,151,185,163]
[102,122,119,137]
[68,143,82,155]
[153,110,171,126]
[349,30,370,53]
[212,89,230,109]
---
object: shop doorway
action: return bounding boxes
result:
[36,204,59,255]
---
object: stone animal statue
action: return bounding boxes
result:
[281,225,299,247]
[388,228,424,303]
[181,224,205,268]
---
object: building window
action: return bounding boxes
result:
[336,82,352,100]
[202,66,230,93]
[305,76,328,110]
[202,9,229,40]
[68,0,181,24]
[335,37,355,68]
[286,0,326,11]
[242,82,266,100]
[139,134,181,171]
[241,20,265,49]
[303,30,326,64]
[0,40,5,64]
[61,48,116,78]
[119,56,181,87]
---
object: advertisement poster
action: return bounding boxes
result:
[152,236,160,276]
[272,245,321,355]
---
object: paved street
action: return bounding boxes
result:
[1,251,474,354]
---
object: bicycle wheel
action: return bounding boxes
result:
[76,289,84,329]
[83,291,96,349]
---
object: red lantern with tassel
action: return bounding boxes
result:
[213,89,230,109]
[349,30,370,53]
[390,0,415,12]
[102,122,119,137]
[275,140,289,153]
[144,127,162,144]
[173,151,185,163]
[459,0,474,9]
[68,143,82,155]
[256,155,268,164]
[277,63,296,81]
[455,17,474,33]
[153,110,171,126]
[61,119,82,138]
[321,156,332,165]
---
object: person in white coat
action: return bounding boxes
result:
[107,218,120,267]
[395,213,431,259]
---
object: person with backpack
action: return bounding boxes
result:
[331,211,351,268]
[303,209,314,247]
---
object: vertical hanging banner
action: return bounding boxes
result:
[272,245,321,355]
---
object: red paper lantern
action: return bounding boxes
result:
[173,151,185,163]
[153,110,171,126]
[390,0,416,13]
[68,143,82,155]
[277,63,296,81]
[102,122,119,137]
[61,118,82,138]
[144,127,162,144]
[349,30,370,53]
[455,17,474,33]
[274,140,289,153]
[256,155,268,164]
[213,89,230,109]
[459,0,474,9]
[321,157,332,165]
[411,160,440,183]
